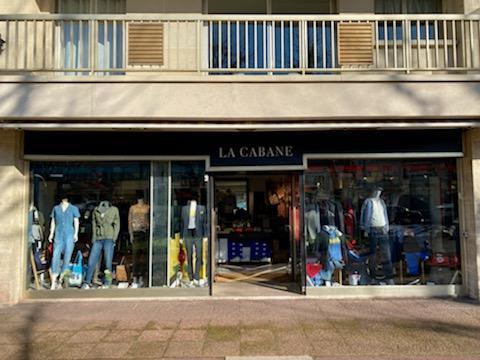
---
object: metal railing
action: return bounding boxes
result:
[0,14,478,75]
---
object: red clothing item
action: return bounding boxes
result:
[306,263,323,278]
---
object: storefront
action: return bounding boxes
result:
[24,129,465,298]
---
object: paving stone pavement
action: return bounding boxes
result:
[0,297,479,360]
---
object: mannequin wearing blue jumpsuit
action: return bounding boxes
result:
[49,198,80,289]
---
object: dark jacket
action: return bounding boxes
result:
[180,201,208,239]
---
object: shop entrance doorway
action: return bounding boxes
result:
[210,172,305,296]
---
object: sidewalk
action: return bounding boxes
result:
[1,297,479,360]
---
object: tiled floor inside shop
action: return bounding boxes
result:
[1,297,480,359]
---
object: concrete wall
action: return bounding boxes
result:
[0,77,478,120]
[0,0,54,14]
[0,130,27,304]
[464,0,480,14]
[460,129,480,300]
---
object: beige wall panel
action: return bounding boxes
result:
[0,130,27,304]
[338,0,374,14]
[464,0,480,14]
[0,0,54,14]
[126,0,202,14]
[0,79,478,119]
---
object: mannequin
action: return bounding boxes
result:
[360,186,394,285]
[128,191,150,288]
[180,194,208,287]
[82,200,120,289]
[48,196,80,290]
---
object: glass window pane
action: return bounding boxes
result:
[28,162,150,291]
[151,162,169,287]
[304,159,461,287]
[208,0,267,14]
[272,0,333,14]
[169,161,209,288]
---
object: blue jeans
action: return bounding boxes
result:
[84,239,114,284]
[51,236,75,276]
[368,227,394,280]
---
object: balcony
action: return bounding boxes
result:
[0,13,479,76]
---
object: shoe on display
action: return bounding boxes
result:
[104,270,113,288]
[50,274,58,290]
[60,270,71,289]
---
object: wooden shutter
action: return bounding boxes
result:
[128,23,164,66]
[338,23,374,66]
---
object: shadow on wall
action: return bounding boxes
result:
[35,0,56,13]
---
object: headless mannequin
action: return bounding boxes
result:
[360,188,393,284]
[49,198,80,290]
[128,197,150,287]
[180,199,207,286]
[49,199,80,243]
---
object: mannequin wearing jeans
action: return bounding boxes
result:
[82,201,120,289]
[360,187,394,285]
[48,197,80,290]
[180,198,208,286]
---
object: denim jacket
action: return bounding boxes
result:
[359,197,389,233]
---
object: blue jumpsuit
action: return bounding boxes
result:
[50,204,80,275]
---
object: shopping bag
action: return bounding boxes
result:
[68,251,83,287]
[116,256,128,282]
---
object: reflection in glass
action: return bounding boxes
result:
[28,162,150,290]
[169,162,209,288]
[305,159,461,287]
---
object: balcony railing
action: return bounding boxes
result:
[0,14,479,76]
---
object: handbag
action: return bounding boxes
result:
[68,251,83,287]
[116,256,128,282]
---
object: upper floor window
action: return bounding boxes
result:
[375,0,442,13]
[207,0,336,14]
[56,0,126,14]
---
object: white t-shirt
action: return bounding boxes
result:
[188,201,197,229]
[370,198,386,227]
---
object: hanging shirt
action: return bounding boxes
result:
[188,200,197,230]
[371,198,387,227]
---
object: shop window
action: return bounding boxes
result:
[304,159,461,287]
[168,162,209,288]
[27,161,209,292]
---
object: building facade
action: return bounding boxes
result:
[0,0,479,304]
